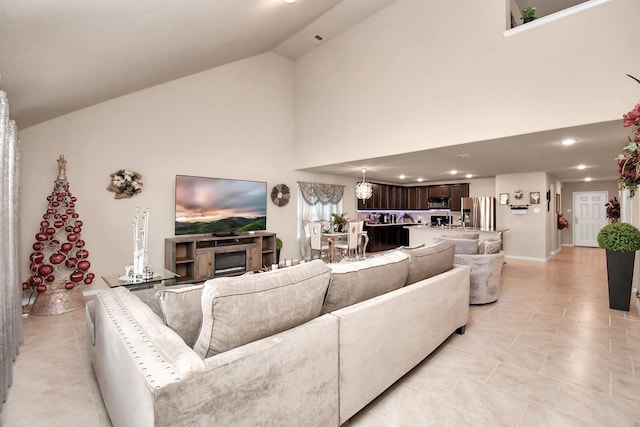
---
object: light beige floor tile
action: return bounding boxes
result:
[485,362,561,406]
[431,345,498,382]
[442,377,528,426]
[568,345,633,375]
[540,355,611,395]
[555,382,640,427]
[519,400,600,427]
[482,340,547,374]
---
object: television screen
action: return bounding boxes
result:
[175,175,267,235]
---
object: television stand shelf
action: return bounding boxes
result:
[164,231,277,285]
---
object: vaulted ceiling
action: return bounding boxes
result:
[0,0,626,185]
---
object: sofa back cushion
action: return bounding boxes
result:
[193,259,331,358]
[434,237,479,254]
[322,251,409,314]
[155,284,203,348]
[401,240,455,285]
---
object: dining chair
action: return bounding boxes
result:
[334,221,360,261]
[309,221,330,261]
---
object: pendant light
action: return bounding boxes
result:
[355,169,373,200]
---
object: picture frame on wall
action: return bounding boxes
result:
[556,193,561,214]
[499,193,509,205]
[530,192,541,204]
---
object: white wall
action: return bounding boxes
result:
[293,0,640,169]
[18,53,354,292]
[496,172,549,260]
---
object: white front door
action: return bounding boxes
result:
[573,191,608,247]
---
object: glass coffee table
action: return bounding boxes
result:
[101,269,179,291]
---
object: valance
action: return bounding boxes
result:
[298,182,344,206]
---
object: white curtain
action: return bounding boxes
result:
[0,90,21,410]
[297,182,344,260]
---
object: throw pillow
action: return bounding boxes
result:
[155,284,204,348]
[434,237,479,255]
[478,238,502,255]
[193,259,331,358]
[322,250,409,313]
[401,240,455,285]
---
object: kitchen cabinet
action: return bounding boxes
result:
[357,183,469,211]
[363,224,409,252]
[449,184,469,211]
[428,185,450,198]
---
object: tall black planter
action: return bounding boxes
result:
[605,250,635,311]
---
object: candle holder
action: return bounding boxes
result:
[129,207,153,280]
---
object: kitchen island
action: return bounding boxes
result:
[407,225,506,249]
[363,223,413,252]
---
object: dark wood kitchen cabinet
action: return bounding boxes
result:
[428,185,450,199]
[363,225,409,252]
[449,184,469,211]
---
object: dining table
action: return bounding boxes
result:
[321,230,369,263]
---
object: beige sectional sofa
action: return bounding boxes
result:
[86,241,470,426]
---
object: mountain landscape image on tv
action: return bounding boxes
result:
[175,175,267,235]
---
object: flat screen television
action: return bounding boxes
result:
[175,175,267,235]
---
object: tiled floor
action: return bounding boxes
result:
[3,246,640,426]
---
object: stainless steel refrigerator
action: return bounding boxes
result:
[460,197,496,231]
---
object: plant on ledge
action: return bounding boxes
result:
[605,197,621,223]
[520,7,536,23]
[616,75,640,196]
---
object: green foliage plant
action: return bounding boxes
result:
[597,222,640,252]
[276,237,283,250]
[520,7,536,21]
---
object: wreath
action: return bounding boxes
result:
[107,169,143,199]
[271,184,290,207]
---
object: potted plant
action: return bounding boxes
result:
[597,222,640,310]
[276,238,282,264]
[520,7,536,23]
[331,213,347,232]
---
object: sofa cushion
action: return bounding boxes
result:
[478,238,502,255]
[155,284,203,348]
[401,240,455,285]
[434,237,479,255]
[194,259,331,358]
[322,251,409,314]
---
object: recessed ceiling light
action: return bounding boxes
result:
[465,174,473,179]
[577,164,586,170]
[561,138,577,146]
[450,170,458,175]
[399,175,406,180]
[283,0,297,4]
[585,177,592,182]
[417,178,424,183]
[456,154,472,159]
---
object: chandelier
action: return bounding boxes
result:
[355,169,373,200]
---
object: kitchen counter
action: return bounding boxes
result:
[362,223,410,252]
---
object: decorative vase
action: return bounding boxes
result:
[605,250,635,311]
[523,17,534,23]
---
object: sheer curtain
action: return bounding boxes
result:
[0,90,21,411]
[297,182,344,260]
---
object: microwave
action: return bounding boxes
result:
[427,197,450,209]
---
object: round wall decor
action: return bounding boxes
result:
[271,184,290,207]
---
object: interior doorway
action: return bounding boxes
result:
[572,191,608,247]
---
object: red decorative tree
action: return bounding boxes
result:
[22,155,94,294]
